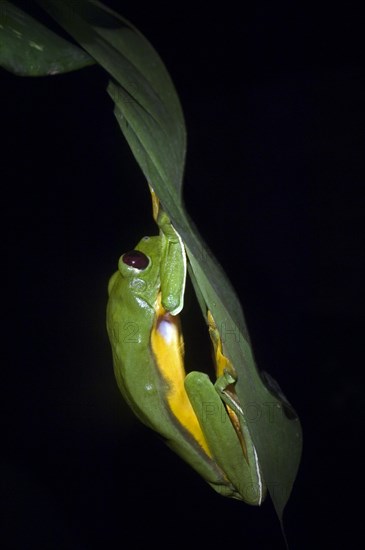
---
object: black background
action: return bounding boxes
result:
[2,1,364,548]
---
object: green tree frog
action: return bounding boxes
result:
[106,198,266,504]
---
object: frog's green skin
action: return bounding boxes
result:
[107,234,265,504]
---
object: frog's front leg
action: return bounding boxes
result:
[149,186,186,315]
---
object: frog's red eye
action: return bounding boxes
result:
[122,250,150,270]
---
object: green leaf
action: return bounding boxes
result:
[36,0,186,204]
[0,1,94,76]
[36,0,302,523]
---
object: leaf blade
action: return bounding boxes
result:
[0,1,94,76]
[36,0,186,198]
[34,0,302,521]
